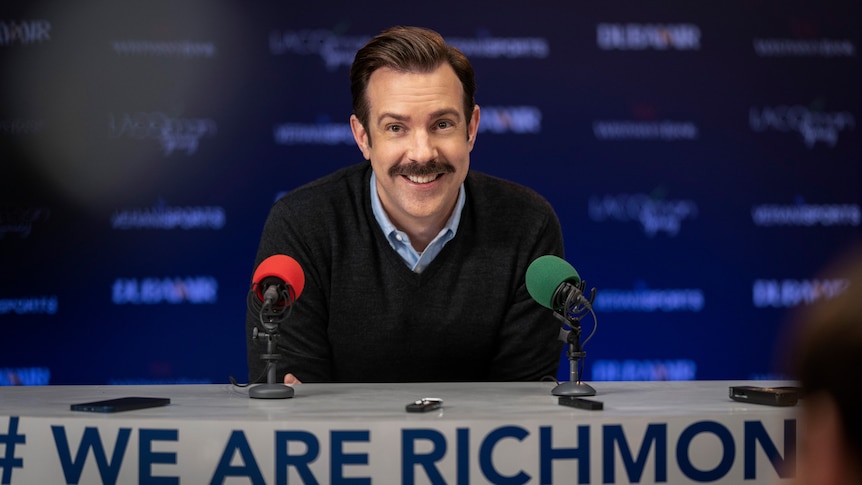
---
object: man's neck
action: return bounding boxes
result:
[390,208,453,252]
[369,170,466,254]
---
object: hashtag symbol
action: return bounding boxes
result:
[0,417,25,485]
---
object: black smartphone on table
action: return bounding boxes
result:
[70,397,171,413]
[729,386,800,407]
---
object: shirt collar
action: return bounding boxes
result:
[370,171,465,259]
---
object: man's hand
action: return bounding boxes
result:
[284,373,302,385]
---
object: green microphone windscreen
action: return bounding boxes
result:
[525,255,581,310]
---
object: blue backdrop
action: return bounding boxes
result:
[1,0,859,385]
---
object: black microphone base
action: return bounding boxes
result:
[249,383,295,399]
[552,380,596,397]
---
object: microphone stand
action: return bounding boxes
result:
[248,287,295,399]
[552,282,597,397]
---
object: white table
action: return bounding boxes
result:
[0,380,798,484]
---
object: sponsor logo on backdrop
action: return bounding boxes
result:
[0,20,51,46]
[112,276,218,305]
[0,119,46,136]
[0,367,50,385]
[111,40,217,58]
[753,38,856,57]
[597,23,701,51]
[108,112,217,156]
[0,208,50,239]
[591,359,697,381]
[752,200,860,227]
[589,192,698,237]
[749,104,856,148]
[753,278,849,308]
[478,106,541,134]
[0,296,58,315]
[269,30,366,70]
[111,200,225,230]
[594,283,705,312]
[593,120,698,141]
[273,106,542,145]
[448,35,549,59]
[273,122,353,145]
[269,29,548,70]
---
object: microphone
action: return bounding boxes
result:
[251,254,305,316]
[526,254,589,313]
[526,254,598,397]
[247,254,305,400]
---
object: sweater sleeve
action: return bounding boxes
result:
[245,194,335,383]
[472,176,564,381]
[245,164,374,383]
[484,184,566,381]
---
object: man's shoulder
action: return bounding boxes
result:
[293,162,369,194]
[466,170,553,211]
[266,162,370,226]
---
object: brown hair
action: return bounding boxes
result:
[786,245,862,466]
[350,26,476,133]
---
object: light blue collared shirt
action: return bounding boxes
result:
[370,171,465,273]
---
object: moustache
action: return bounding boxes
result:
[389,160,456,178]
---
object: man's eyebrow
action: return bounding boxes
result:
[376,112,409,125]
[428,108,462,121]
[376,109,462,126]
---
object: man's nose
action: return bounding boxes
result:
[407,129,437,163]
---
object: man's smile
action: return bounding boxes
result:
[403,172,445,184]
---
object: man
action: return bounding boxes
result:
[785,247,862,483]
[247,26,564,384]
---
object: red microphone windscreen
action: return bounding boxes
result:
[252,254,305,302]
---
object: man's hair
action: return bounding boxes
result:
[350,26,476,133]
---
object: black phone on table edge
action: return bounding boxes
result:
[729,386,800,407]
[70,397,171,413]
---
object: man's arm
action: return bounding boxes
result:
[488,202,566,381]
[246,198,334,383]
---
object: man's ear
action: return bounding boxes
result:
[350,114,371,160]
[467,104,480,150]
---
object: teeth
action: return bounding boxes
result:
[406,174,439,184]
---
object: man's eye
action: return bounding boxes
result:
[436,121,453,129]
[387,125,403,133]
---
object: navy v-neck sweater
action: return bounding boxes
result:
[246,162,565,382]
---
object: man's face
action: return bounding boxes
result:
[350,64,480,233]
